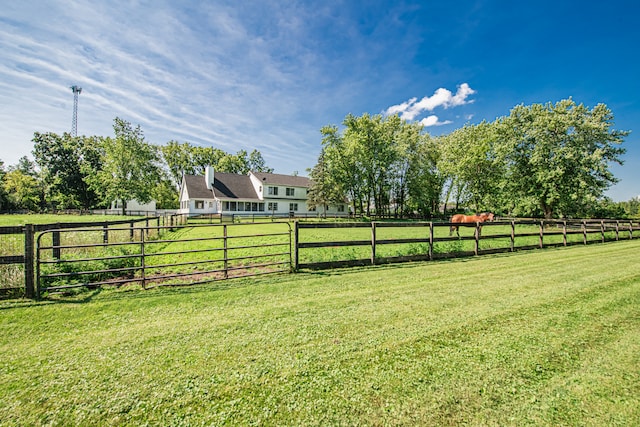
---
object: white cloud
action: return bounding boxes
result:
[385,83,476,121]
[419,115,453,127]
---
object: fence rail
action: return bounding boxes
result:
[294,219,640,270]
[35,222,292,297]
[2,216,640,299]
[0,215,190,298]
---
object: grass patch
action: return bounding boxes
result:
[1,241,639,425]
[0,213,146,227]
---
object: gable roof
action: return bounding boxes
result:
[252,172,311,187]
[212,172,258,199]
[183,172,258,200]
[183,174,214,199]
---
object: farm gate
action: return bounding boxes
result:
[35,221,292,297]
[0,217,177,299]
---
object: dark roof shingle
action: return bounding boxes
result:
[252,172,310,187]
[183,172,258,200]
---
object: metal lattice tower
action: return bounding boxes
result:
[70,85,82,136]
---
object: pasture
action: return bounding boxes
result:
[1,240,639,425]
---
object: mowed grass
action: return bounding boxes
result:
[2,241,639,425]
[0,213,146,227]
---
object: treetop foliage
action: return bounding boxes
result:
[0,99,634,218]
[1,117,274,212]
[311,98,629,219]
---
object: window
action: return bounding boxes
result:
[286,187,295,196]
[289,203,298,211]
[338,204,345,212]
[268,186,278,196]
[195,200,204,209]
[268,202,278,211]
[258,203,265,212]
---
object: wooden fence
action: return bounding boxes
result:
[293,219,640,270]
[2,217,640,299]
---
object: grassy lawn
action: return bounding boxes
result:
[0,213,146,227]
[2,240,639,425]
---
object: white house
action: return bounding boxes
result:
[178,166,348,216]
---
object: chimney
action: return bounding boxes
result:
[205,165,215,190]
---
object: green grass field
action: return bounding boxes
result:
[0,213,147,226]
[2,240,638,425]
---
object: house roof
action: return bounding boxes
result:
[183,174,214,199]
[212,172,258,199]
[183,172,258,200]
[252,172,311,187]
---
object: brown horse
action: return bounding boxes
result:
[449,212,495,237]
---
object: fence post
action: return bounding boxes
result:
[615,220,619,241]
[293,221,299,271]
[52,223,61,260]
[140,228,146,290]
[600,220,605,243]
[103,222,109,244]
[428,222,434,261]
[223,224,228,279]
[630,221,633,240]
[371,222,377,265]
[563,221,567,246]
[583,220,587,245]
[24,224,35,299]
[474,222,479,256]
[539,220,544,249]
[510,220,515,251]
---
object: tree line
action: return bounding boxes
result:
[307,98,633,219]
[0,99,637,219]
[0,117,272,214]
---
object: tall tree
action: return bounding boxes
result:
[248,149,273,173]
[307,147,345,216]
[89,118,161,215]
[9,156,37,177]
[496,99,627,218]
[32,132,101,210]
[161,143,273,186]
[405,136,444,218]
[160,141,198,186]
[0,159,9,211]
[438,121,504,214]
[2,169,42,211]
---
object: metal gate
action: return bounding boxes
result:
[36,222,292,296]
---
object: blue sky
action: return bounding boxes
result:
[1,0,638,200]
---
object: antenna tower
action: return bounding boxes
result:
[70,85,82,136]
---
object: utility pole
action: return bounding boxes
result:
[70,85,82,136]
